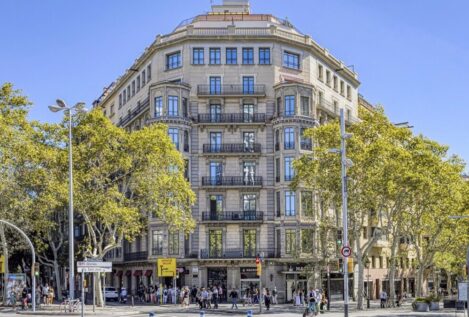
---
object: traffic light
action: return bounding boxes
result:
[33,262,40,276]
[256,257,262,277]
[347,258,354,272]
[0,256,4,274]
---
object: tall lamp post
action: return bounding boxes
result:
[329,109,353,317]
[49,100,87,300]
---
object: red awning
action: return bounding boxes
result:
[144,270,153,277]
[125,270,132,276]
[116,271,123,277]
[133,270,142,277]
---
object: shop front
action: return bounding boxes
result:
[283,265,308,303]
[207,267,227,289]
[240,267,259,297]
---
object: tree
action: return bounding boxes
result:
[67,109,196,305]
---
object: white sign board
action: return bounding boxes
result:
[458,282,468,302]
[77,261,112,273]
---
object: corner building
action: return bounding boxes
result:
[95,0,360,303]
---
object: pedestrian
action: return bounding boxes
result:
[320,290,327,313]
[229,287,239,309]
[191,286,197,304]
[379,290,388,308]
[272,286,278,304]
[42,284,49,306]
[264,288,271,311]
[163,286,168,304]
[212,285,219,309]
[48,287,54,305]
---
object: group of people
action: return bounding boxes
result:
[38,284,55,305]
[294,288,327,316]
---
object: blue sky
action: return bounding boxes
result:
[1,0,468,167]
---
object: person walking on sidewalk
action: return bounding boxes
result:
[380,290,388,308]
[229,287,239,309]
[264,288,271,311]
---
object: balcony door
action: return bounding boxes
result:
[210,132,222,152]
[243,194,257,220]
[243,76,255,95]
[210,76,222,95]
[243,132,255,152]
[243,104,254,123]
[243,162,256,185]
[209,195,223,220]
[210,161,223,185]
[210,104,221,122]
[243,229,257,257]
[209,229,223,258]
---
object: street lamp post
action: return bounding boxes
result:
[49,100,86,300]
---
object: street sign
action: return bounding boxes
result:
[77,261,112,273]
[341,246,352,258]
[157,258,176,277]
[458,282,468,301]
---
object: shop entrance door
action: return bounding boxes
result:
[207,267,227,289]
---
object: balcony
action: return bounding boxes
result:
[197,84,266,97]
[151,248,163,256]
[203,143,261,154]
[197,113,266,124]
[201,211,264,222]
[118,98,149,128]
[200,248,276,259]
[284,141,295,150]
[201,176,263,187]
[123,251,148,261]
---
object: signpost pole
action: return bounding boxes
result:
[102,273,105,308]
[92,273,95,313]
[466,246,468,317]
[81,271,84,317]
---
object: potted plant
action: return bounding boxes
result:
[427,294,441,311]
[412,297,430,312]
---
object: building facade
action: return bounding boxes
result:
[94,0,361,302]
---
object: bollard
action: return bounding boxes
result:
[247,309,253,317]
[131,295,134,307]
[149,313,155,317]
[199,311,205,317]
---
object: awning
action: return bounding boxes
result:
[116,271,123,277]
[133,270,143,277]
[125,270,132,276]
[144,270,153,277]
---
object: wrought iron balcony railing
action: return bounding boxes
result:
[201,176,263,187]
[301,140,312,150]
[200,248,276,259]
[201,211,264,222]
[197,84,266,96]
[123,251,148,261]
[203,143,261,154]
[197,113,266,124]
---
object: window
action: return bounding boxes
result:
[371,256,376,269]
[142,70,146,86]
[275,158,280,182]
[243,161,256,184]
[137,76,141,91]
[276,191,281,217]
[147,64,151,81]
[285,191,296,216]
[154,96,163,117]
[209,76,222,95]
[193,48,204,65]
[243,76,255,94]
[183,130,189,152]
[209,229,223,258]
[333,75,338,91]
[379,256,383,269]
[285,229,296,254]
[168,231,179,255]
[333,100,338,114]
[127,86,130,101]
[168,96,179,116]
[209,161,223,184]
[301,229,314,253]
[326,70,331,86]
[166,51,182,70]
[118,94,122,108]
[182,97,188,117]
[283,51,300,69]
[209,195,223,217]
[168,128,179,150]
[243,104,254,122]
[301,96,310,116]
[276,97,282,115]
[259,48,271,65]
[301,191,314,218]
[284,127,295,150]
[152,230,163,255]
[340,80,345,95]
[243,229,257,257]
[285,95,295,116]
[243,132,255,151]
[284,157,294,181]
[110,104,114,116]
[209,48,221,65]
[242,48,254,64]
[209,132,222,152]
[226,48,237,64]
[275,130,280,151]
[347,85,351,100]
[132,81,135,96]
[301,128,312,150]
[318,64,323,81]
[210,104,221,122]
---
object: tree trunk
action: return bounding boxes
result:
[355,236,364,310]
[0,224,9,305]
[388,233,399,307]
[416,266,425,297]
[52,257,62,301]
[94,273,104,307]
[446,271,452,297]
